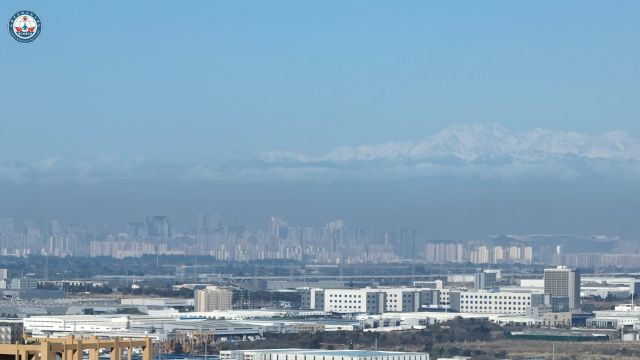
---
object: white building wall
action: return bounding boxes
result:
[453,290,535,314]
[221,350,428,360]
[384,288,405,312]
[24,316,129,336]
[323,287,435,313]
[324,289,368,313]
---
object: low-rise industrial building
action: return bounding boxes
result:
[23,315,264,342]
[221,349,429,360]
[543,312,572,327]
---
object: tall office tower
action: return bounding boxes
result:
[197,213,208,233]
[544,266,581,311]
[302,227,315,246]
[49,221,62,235]
[0,218,15,234]
[194,286,233,311]
[553,245,563,265]
[399,229,419,259]
[126,222,147,238]
[326,219,345,254]
[475,270,497,290]
[197,213,223,234]
[270,216,289,241]
[146,215,171,238]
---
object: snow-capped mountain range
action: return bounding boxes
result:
[3,123,640,182]
[261,123,640,164]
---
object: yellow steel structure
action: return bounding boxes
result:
[0,336,152,360]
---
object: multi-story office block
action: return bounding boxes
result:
[449,289,535,314]
[544,266,581,311]
[315,287,442,314]
[475,271,498,290]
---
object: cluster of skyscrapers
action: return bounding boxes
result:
[0,215,638,270]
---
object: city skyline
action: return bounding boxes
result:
[3,1,640,358]
[0,212,631,268]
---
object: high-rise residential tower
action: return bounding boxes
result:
[194,286,233,311]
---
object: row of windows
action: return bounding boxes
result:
[461,294,529,300]
[461,300,530,306]
[328,306,363,310]
[327,292,408,298]
[330,298,412,303]
[460,305,526,311]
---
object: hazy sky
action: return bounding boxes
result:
[1,1,639,238]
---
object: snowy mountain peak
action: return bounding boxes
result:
[262,123,640,164]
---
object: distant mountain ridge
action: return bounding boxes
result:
[3,123,640,182]
[262,123,640,163]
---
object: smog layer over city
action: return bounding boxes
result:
[2,1,640,360]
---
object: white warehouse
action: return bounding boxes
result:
[24,315,130,337]
[221,349,428,360]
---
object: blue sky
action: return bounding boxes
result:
[1,1,639,162]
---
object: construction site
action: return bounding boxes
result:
[0,336,152,360]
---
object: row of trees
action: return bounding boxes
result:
[221,318,504,353]
[1,255,304,279]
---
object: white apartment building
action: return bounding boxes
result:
[508,246,521,260]
[449,290,537,314]
[493,246,504,263]
[195,286,233,311]
[470,246,490,264]
[424,242,464,263]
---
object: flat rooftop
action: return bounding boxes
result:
[226,349,426,356]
